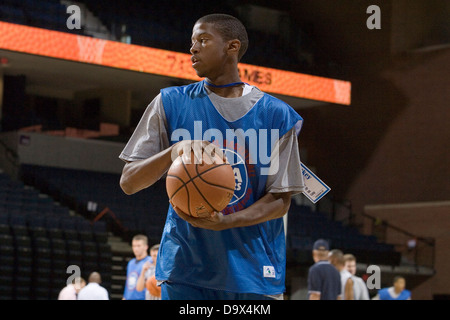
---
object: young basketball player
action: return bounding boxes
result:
[119,13,305,300]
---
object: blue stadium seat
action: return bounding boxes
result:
[0,4,26,24]
[0,212,9,225]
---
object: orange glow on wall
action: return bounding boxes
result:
[0,21,351,105]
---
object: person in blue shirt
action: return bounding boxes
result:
[122,234,152,300]
[119,13,305,300]
[373,275,411,300]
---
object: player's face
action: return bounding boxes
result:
[345,260,356,275]
[394,278,406,292]
[132,240,148,258]
[150,249,158,265]
[190,22,228,78]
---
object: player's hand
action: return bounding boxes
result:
[142,261,151,272]
[172,205,229,231]
[171,140,227,165]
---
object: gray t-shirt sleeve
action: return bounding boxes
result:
[119,93,170,162]
[265,125,305,195]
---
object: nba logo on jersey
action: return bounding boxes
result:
[223,148,248,206]
[263,266,276,278]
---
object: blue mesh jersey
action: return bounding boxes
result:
[378,288,411,300]
[155,80,303,295]
[123,256,152,300]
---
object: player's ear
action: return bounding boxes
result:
[227,39,241,57]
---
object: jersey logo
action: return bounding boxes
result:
[263,266,276,278]
[127,271,139,290]
[223,148,248,205]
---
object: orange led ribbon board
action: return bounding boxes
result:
[0,21,350,105]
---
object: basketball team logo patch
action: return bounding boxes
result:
[263,266,276,278]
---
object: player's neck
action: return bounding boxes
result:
[205,72,243,98]
[135,254,148,261]
[393,287,403,294]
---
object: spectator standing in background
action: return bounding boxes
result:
[328,249,354,300]
[123,234,152,300]
[307,239,341,300]
[372,275,411,300]
[77,272,109,300]
[57,276,86,300]
[136,243,161,300]
[344,253,370,300]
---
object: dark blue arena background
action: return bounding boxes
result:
[0,0,449,304]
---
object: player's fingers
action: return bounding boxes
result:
[209,211,222,220]
[202,142,225,164]
[192,140,204,164]
[213,146,226,163]
[181,142,193,164]
[196,210,212,219]
[172,204,189,220]
[221,151,229,164]
[171,141,184,162]
[201,142,216,164]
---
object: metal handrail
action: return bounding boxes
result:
[326,197,435,270]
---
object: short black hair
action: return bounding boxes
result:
[196,13,249,61]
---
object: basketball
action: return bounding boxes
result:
[166,150,235,218]
[145,275,161,297]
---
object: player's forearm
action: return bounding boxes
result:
[225,192,292,228]
[345,279,354,300]
[120,146,174,195]
[136,274,146,292]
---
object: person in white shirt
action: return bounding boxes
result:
[77,272,109,300]
[58,277,86,300]
[344,253,370,300]
[329,249,354,300]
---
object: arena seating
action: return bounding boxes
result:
[20,164,167,245]
[286,202,402,267]
[19,164,402,271]
[0,170,111,300]
[0,0,69,32]
[0,161,402,300]
[0,0,314,74]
